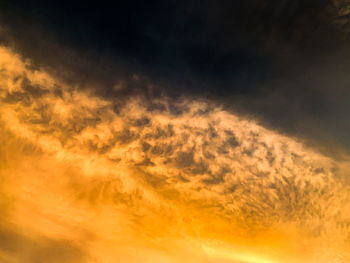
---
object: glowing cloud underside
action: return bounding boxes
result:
[0,46,349,262]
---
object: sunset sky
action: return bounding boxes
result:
[1,1,350,262]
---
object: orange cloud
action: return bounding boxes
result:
[0,46,350,262]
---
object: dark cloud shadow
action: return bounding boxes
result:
[1,0,350,157]
[0,227,89,263]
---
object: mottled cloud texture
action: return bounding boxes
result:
[0,46,350,262]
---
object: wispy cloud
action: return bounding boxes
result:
[0,46,349,262]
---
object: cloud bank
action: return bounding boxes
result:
[2,0,350,157]
[0,46,350,262]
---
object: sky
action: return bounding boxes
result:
[0,1,350,262]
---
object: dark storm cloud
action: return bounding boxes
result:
[1,0,350,155]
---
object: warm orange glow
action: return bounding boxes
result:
[0,46,350,262]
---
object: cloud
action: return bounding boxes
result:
[329,0,350,33]
[0,227,88,263]
[2,0,350,160]
[0,46,350,262]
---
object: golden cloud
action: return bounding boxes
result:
[0,46,350,262]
